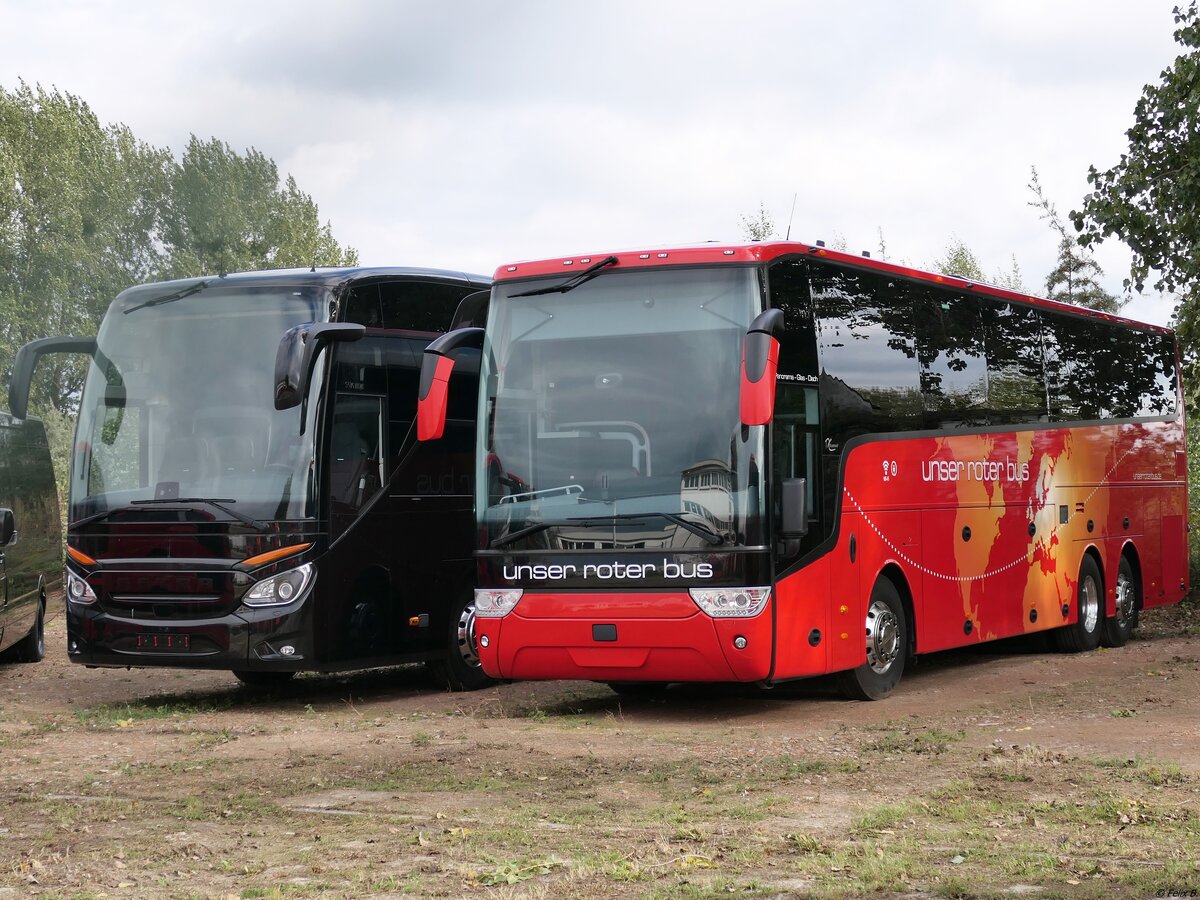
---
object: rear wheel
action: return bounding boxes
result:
[1054,555,1104,653]
[427,589,496,692]
[836,577,907,701]
[1101,556,1139,648]
[10,595,46,663]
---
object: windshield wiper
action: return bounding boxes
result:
[123,280,209,314]
[130,497,267,530]
[489,510,724,549]
[600,512,724,545]
[509,255,618,298]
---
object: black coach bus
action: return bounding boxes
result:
[10,266,490,688]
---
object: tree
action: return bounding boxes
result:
[162,136,358,278]
[739,203,776,241]
[0,82,172,414]
[931,237,985,281]
[1029,167,1122,313]
[1072,3,1200,299]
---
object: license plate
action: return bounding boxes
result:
[135,633,192,652]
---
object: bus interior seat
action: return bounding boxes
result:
[210,435,257,475]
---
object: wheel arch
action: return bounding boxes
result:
[877,562,916,658]
[1118,540,1144,613]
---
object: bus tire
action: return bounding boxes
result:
[233,670,295,688]
[1054,555,1104,653]
[1101,555,1139,648]
[836,577,907,701]
[427,590,495,692]
[9,594,46,663]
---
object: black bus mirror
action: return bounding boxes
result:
[780,477,808,538]
[740,308,784,426]
[273,322,366,412]
[0,508,14,546]
[450,290,490,329]
[8,336,98,420]
[418,327,485,441]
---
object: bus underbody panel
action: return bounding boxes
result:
[477,601,774,683]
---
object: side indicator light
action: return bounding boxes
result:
[240,543,313,569]
[66,545,97,566]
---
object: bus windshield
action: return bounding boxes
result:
[478,266,766,550]
[71,283,329,525]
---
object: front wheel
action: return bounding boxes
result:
[1054,555,1104,653]
[836,577,908,701]
[9,596,46,663]
[426,590,496,692]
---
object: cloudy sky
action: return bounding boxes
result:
[0,0,1185,324]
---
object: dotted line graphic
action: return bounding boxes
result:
[843,444,1137,583]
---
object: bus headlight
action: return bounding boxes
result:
[66,569,98,606]
[474,588,523,618]
[245,563,314,607]
[689,586,771,618]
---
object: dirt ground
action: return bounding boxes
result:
[0,595,1198,899]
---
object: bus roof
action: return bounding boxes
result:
[111,266,491,310]
[492,241,1170,334]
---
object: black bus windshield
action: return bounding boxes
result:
[478,266,766,551]
[71,284,328,525]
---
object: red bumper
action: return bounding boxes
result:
[476,591,773,683]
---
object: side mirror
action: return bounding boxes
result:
[9,336,98,419]
[0,508,15,547]
[418,327,485,441]
[450,289,491,329]
[739,309,784,426]
[273,322,366,412]
[780,477,808,538]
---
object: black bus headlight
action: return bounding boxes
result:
[66,569,98,606]
[244,563,314,607]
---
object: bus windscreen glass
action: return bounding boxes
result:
[478,266,767,551]
[71,285,327,524]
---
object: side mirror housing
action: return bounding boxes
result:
[9,336,97,419]
[739,309,784,426]
[780,477,808,538]
[273,322,366,411]
[418,327,485,441]
[0,508,15,546]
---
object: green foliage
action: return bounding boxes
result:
[0,81,358,423]
[739,202,776,241]
[931,237,984,281]
[1028,167,1122,313]
[1072,3,1200,300]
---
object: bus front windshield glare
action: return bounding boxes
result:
[71,285,329,525]
[478,266,766,551]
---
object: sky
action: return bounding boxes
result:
[0,0,1187,326]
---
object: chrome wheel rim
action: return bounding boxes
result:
[1080,574,1100,633]
[455,603,481,669]
[1114,570,1135,628]
[865,599,901,674]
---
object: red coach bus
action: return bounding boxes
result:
[417,242,1187,699]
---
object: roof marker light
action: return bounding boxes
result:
[723,250,735,255]
[562,260,574,265]
[506,266,517,272]
[580,258,592,263]
[657,253,669,258]
[816,240,826,247]
[639,254,651,259]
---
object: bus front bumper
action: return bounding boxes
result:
[64,599,315,671]
[475,605,774,683]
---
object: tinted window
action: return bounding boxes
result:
[813,267,921,444]
[914,291,988,426]
[984,301,1048,423]
[381,281,469,333]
